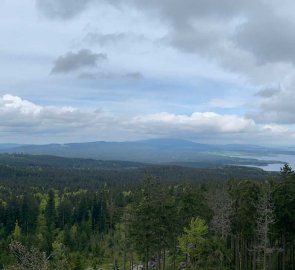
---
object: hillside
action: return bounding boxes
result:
[0,138,289,167]
[0,154,277,191]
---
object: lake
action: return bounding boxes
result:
[239,154,295,171]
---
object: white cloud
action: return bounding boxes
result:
[130,112,255,133]
[128,112,295,145]
[262,124,290,134]
[0,95,295,145]
[0,94,113,134]
[1,94,42,115]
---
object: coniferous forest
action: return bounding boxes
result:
[0,155,294,269]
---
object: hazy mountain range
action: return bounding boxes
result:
[0,138,292,168]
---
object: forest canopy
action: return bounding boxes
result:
[0,154,293,269]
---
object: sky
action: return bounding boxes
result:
[1,0,295,145]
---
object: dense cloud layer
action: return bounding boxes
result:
[0,1,294,143]
[0,95,294,144]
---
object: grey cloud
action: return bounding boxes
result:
[36,0,94,19]
[36,0,260,24]
[249,84,295,124]
[256,88,280,98]
[167,22,224,54]
[234,15,295,64]
[84,32,147,46]
[35,0,239,21]
[37,0,295,68]
[78,71,143,80]
[51,49,107,74]
[249,110,295,125]
[115,0,295,113]
[127,0,259,28]
[124,72,143,80]
[78,72,116,80]
[37,0,295,69]
[127,0,295,83]
[85,32,127,46]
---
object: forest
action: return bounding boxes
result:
[0,155,294,269]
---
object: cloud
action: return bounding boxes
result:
[0,94,113,134]
[124,72,144,80]
[262,124,290,134]
[36,0,94,19]
[1,95,295,144]
[128,112,295,145]
[85,32,127,46]
[2,0,295,145]
[130,112,255,134]
[249,91,295,124]
[127,0,258,27]
[121,0,295,86]
[0,96,255,136]
[36,0,295,85]
[249,74,295,124]
[84,32,147,46]
[36,0,245,21]
[78,71,143,80]
[51,49,107,74]
[256,88,280,98]
[36,0,295,69]
[234,15,295,65]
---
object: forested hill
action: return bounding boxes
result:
[0,156,292,269]
[0,154,276,191]
[0,153,146,170]
[0,138,291,166]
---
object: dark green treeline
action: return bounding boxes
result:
[0,165,295,269]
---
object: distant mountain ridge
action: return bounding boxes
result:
[0,153,146,170]
[0,138,291,167]
[0,144,22,150]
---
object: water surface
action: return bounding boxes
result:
[238,154,295,171]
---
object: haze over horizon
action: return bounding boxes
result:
[1,0,295,145]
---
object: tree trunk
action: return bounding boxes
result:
[173,237,176,270]
[145,247,149,270]
[163,248,166,270]
[283,234,286,270]
[235,236,240,270]
[123,247,126,270]
[157,248,161,270]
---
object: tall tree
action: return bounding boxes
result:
[45,190,56,231]
[255,183,276,270]
[178,217,208,268]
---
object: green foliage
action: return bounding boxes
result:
[0,158,293,269]
[12,221,22,241]
[273,164,295,238]
[230,180,260,238]
[178,217,208,260]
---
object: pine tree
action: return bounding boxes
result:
[45,190,56,231]
[255,183,276,270]
[12,221,21,241]
[178,217,208,268]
